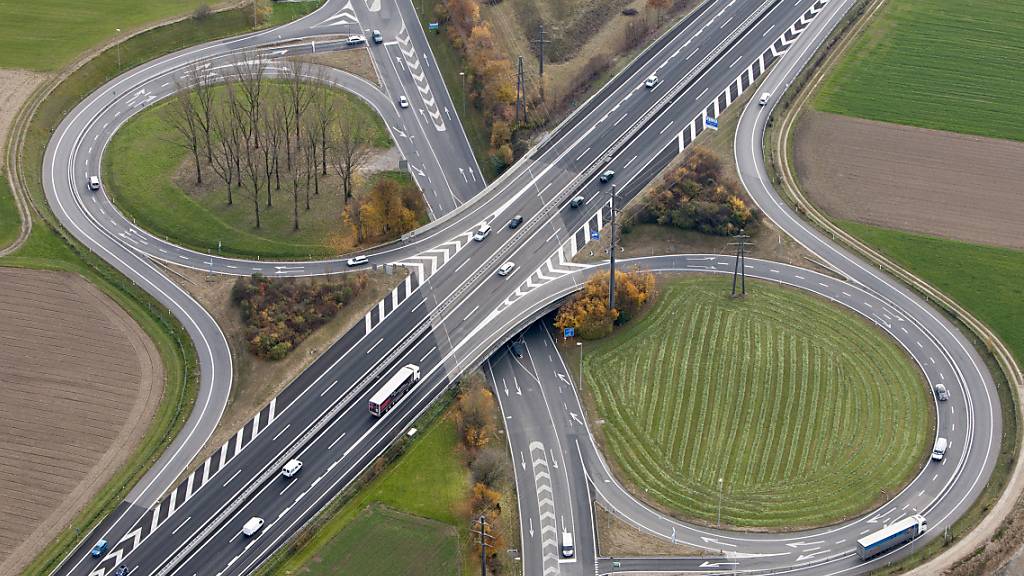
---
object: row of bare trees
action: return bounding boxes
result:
[163,53,375,231]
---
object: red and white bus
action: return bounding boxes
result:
[368,364,421,417]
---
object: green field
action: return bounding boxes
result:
[104,84,393,260]
[297,505,459,576]
[0,1,322,71]
[839,221,1024,366]
[814,0,1024,141]
[268,416,469,574]
[583,275,931,528]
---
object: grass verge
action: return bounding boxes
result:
[6,4,321,573]
[814,0,1024,142]
[256,397,470,575]
[582,274,931,529]
[104,83,392,259]
[0,173,18,250]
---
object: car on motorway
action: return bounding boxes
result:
[644,74,660,89]
[473,223,491,241]
[509,339,525,358]
[281,459,303,478]
[346,35,366,46]
[90,539,108,557]
[569,195,586,209]
[112,566,128,576]
[507,214,524,229]
[497,261,516,276]
[561,532,575,558]
[934,383,950,401]
[372,30,383,44]
[398,95,409,109]
[759,91,771,106]
[931,437,948,461]
[88,175,101,191]
[242,516,265,536]
[346,255,368,267]
[599,169,615,183]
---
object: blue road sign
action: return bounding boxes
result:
[428,22,440,31]
[564,327,575,338]
[705,116,719,130]
[590,230,600,240]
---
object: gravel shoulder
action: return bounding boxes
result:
[0,268,162,575]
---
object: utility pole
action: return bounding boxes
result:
[515,55,526,127]
[470,515,494,576]
[459,71,466,116]
[531,24,551,100]
[115,28,121,69]
[608,184,619,312]
[729,229,752,297]
[717,477,724,529]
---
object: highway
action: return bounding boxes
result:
[37,0,1002,575]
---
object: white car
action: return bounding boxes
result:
[759,91,771,106]
[934,383,950,401]
[472,224,491,242]
[644,74,660,89]
[931,437,948,461]
[346,35,366,46]
[242,517,264,537]
[398,95,409,109]
[346,255,368,267]
[497,262,516,277]
[281,459,303,478]
[88,175,101,191]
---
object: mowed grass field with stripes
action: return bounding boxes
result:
[583,276,932,528]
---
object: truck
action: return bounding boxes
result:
[856,514,927,560]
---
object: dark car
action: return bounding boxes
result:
[509,341,525,359]
[508,215,524,229]
[569,195,585,209]
[112,566,129,576]
[372,30,383,44]
[599,169,615,183]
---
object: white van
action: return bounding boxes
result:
[242,517,264,536]
[472,224,491,241]
[759,92,771,106]
[281,459,303,478]
[561,531,574,558]
[931,437,948,461]
[88,176,101,191]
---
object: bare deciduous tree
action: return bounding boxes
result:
[209,90,242,205]
[233,51,268,148]
[162,79,204,184]
[186,61,216,163]
[309,82,336,176]
[329,108,372,205]
[284,60,316,162]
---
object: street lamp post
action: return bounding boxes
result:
[459,71,466,116]
[717,477,724,529]
[576,341,583,390]
[115,28,121,69]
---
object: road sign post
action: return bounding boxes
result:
[704,116,719,130]
[564,327,575,338]
[590,230,600,241]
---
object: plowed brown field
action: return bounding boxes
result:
[0,268,162,574]
[793,110,1024,250]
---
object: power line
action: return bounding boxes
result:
[470,515,495,576]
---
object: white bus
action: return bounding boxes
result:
[368,364,421,417]
[856,514,927,560]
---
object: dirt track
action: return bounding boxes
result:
[793,110,1024,250]
[0,69,47,165]
[0,268,162,575]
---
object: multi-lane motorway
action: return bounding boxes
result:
[38,0,1002,575]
